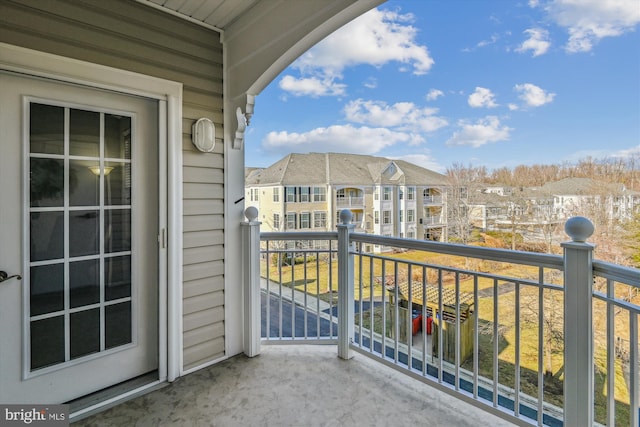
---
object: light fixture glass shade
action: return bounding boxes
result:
[88,166,114,176]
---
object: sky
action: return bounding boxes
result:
[245,0,640,174]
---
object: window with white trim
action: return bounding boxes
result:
[383,186,392,201]
[383,210,391,224]
[374,211,379,224]
[286,212,296,230]
[300,212,310,229]
[273,187,280,202]
[313,211,327,228]
[407,209,415,222]
[286,187,296,202]
[313,187,326,202]
[300,187,310,202]
[273,213,280,229]
[407,187,415,200]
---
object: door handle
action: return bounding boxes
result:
[0,271,22,283]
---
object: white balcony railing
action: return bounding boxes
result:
[336,196,364,208]
[242,208,640,427]
[423,195,443,205]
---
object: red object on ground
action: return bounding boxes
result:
[426,316,433,335]
[412,315,422,335]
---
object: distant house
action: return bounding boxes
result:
[466,177,640,241]
[245,153,448,251]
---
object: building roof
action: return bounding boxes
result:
[245,153,447,186]
[538,177,625,195]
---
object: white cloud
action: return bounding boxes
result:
[508,103,519,111]
[296,9,433,75]
[534,0,640,53]
[280,8,434,97]
[446,116,512,147]
[514,83,556,107]
[516,28,551,56]
[611,145,640,159]
[261,124,420,155]
[343,99,448,134]
[391,153,445,173]
[426,89,444,101]
[468,87,499,108]
[363,77,378,89]
[278,75,346,97]
[477,34,499,48]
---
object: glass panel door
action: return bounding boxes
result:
[29,102,134,372]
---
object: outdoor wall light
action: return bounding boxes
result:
[88,166,114,176]
[192,117,216,153]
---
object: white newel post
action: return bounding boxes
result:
[242,207,261,357]
[562,216,595,426]
[337,209,355,360]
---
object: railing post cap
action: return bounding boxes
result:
[339,209,352,224]
[244,206,259,222]
[564,216,594,242]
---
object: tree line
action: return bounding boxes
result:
[446,155,640,190]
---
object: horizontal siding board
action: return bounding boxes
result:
[183,306,224,332]
[183,151,224,168]
[183,274,224,298]
[183,337,225,370]
[184,230,224,248]
[183,260,224,282]
[184,183,224,199]
[183,214,224,232]
[183,167,224,184]
[183,322,225,349]
[184,199,224,215]
[183,246,223,265]
[182,108,224,124]
[183,291,224,317]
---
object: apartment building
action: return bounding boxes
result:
[245,153,448,250]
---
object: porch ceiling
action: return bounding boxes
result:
[137,0,259,31]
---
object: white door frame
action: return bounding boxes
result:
[0,42,183,388]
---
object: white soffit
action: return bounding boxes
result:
[137,0,259,31]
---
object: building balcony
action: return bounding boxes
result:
[423,195,443,205]
[76,209,640,427]
[420,216,444,227]
[336,196,364,208]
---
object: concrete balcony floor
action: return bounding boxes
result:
[74,345,517,426]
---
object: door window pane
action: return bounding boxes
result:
[30,158,64,207]
[69,109,99,157]
[105,256,131,301]
[70,309,100,359]
[30,103,64,155]
[31,316,65,370]
[105,209,131,253]
[70,259,100,308]
[105,115,131,159]
[69,160,99,206]
[106,302,131,349]
[30,211,64,261]
[30,263,64,316]
[105,162,131,205]
[69,210,99,257]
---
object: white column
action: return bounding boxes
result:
[337,209,355,359]
[241,207,261,357]
[562,216,595,427]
